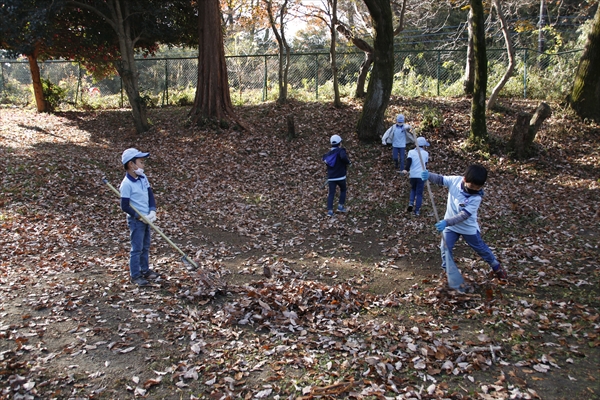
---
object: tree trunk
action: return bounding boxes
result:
[508,102,552,158]
[266,0,291,105]
[190,0,237,126]
[330,0,341,107]
[66,0,150,133]
[355,0,394,143]
[463,9,475,95]
[336,24,373,98]
[26,46,47,113]
[568,6,600,122]
[487,0,515,110]
[469,0,488,143]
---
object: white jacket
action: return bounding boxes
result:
[382,124,415,146]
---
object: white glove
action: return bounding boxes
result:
[145,210,156,223]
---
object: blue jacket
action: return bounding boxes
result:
[323,147,351,181]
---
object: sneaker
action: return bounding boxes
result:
[142,269,159,280]
[337,205,347,213]
[493,264,508,280]
[327,210,334,217]
[406,205,413,212]
[414,211,420,216]
[131,276,149,287]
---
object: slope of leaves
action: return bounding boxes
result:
[0,98,598,399]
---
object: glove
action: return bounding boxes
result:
[144,210,156,224]
[401,170,408,175]
[421,170,429,181]
[435,220,447,232]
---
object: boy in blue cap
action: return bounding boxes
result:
[119,148,159,286]
[381,114,415,171]
[421,164,508,282]
[323,135,351,216]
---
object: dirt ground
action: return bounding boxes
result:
[1,98,599,399]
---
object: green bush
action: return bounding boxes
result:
[40,78,66,111]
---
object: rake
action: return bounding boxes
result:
[102,177,198,270]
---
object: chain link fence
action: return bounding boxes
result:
[0,48,582,108]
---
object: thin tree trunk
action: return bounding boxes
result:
[356,0,394,142]
[336,24,373,98]
[66,0,150,133]
[191,0,238,125]
[487,0,515,110]
[568,6,600,122]
[463,9,475,95]
[266,0,290,105]
[469,0,488,142]
[330,0,341,107]
[26,46,47,112]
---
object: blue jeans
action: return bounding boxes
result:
[127,217,151,279]
[440,229,499,270]
[327,179,347,211]
[409,178,425,212]
[392,147,405,170]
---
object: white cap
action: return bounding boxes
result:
[416,137,430,147]
[396,114,405,123]
[121,148,149,165]
[330,134,342,145]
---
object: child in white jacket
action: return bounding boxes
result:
[381,114,415,171]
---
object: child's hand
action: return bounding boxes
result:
[146,210,156,223]
[421,171,429,181]
[401,170,408,175]
[435,220,447,232]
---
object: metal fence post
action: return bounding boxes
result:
[164,59,169,106]
[437,50,441,96]
[0,62,5,94]
[75,63,82,105]
[120,77,124,108]
[263,55,267,101]
[523,48,528,99]
[315,54,319,100]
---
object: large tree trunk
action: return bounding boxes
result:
[190,0,237,126]
[487,0,515,110]
[355,0,394,142]
[463,9,475,95]
[26,46,47,112]
[469,0,488,143]
[568,6,600,122]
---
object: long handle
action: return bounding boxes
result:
[102,177,198,269]
[414,145,449,249]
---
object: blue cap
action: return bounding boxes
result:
[121,148,149,165]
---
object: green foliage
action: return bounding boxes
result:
[420,106,443,130]
[40,78,66,111]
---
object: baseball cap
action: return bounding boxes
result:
[121,148,149,165]
[416,137,430,147]
[330,134,342,145]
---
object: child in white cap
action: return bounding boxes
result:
[322,135,351,216]
[402,137,430,216]
[382,114,415,171]
[119,148,159,286]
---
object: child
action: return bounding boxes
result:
[381,114,415,171]
[421,164,508,282]
[322,135,351,216]
[119,148,160,286]
[402,137,430,216]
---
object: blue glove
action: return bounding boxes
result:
[435,220,447,232]
[421,170,429,181]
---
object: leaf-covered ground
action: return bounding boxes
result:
[0,98,599,400]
